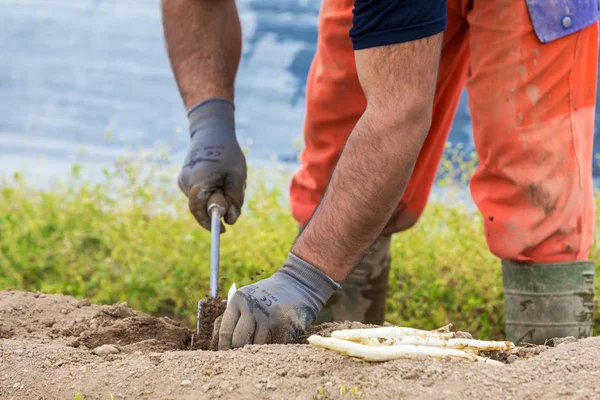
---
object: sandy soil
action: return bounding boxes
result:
[1,289,599,400]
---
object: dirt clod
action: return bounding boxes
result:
[506,355,518,364]
[0,290,190,352]
[455,331,473,339]
[76,299,91,308]
[195,296,227,351]
[78,315,190,352]
[546,336,577,347]
[293,321,379,344]
[92,344,120,356]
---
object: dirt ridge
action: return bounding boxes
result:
[1,289,599,400]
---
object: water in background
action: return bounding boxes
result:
[0,0,598,185]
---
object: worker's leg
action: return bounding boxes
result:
[314,235,392,324]
[291,0,471,324]
[466,0,598,343]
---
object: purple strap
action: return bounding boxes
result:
[525,0,600,43]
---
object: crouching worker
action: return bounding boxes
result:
[161,0,598,347]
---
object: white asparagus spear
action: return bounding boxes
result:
[227,283,237,307]
[331,327,456,341]
[358,336,514,351]
[307,335,504,366]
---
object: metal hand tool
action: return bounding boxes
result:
[196,191,228,337]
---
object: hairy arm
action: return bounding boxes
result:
[161,0,242,108]
[162,0,247,231]
[292,34,444,282]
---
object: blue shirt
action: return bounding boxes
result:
[349,0,600,51]
[350,0,447,50]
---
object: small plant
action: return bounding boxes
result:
[1,146,599,339]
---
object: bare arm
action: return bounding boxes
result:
[162,0,247,231]
[218,33,446,350]
[292,34,444,282]
[161,0,242,108]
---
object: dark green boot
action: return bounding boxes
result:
[502,261,595,345]
[314,235,392,325]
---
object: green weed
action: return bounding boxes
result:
[0,145,599,339]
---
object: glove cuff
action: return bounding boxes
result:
[187,97,235,139]
[281,253,341,308]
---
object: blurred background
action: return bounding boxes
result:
[1,0,506,186]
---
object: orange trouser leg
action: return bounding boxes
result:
[289,0,366,226]
[466,0,598,262]
[290,0,471,233]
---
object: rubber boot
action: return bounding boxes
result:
[502,260,595,345]
[314,235,392,325]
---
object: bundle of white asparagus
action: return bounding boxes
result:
[307,325,513,366]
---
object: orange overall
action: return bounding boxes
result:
[290,0,599,263]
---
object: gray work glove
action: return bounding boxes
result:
[219,253,341,349]
[178,98,247,232]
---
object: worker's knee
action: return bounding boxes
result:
[470,114,595,263]
[479,182,594,263]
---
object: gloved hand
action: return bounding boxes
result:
[178,98,247,232]
[218,253,341,349]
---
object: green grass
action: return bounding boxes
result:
[0,145,598,340]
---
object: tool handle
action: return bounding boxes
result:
[207,191,228,216]
[208,191,226,298]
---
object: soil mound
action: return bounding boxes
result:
[195,296,227,351]
[1,289,599,400]
[0,289,191,352]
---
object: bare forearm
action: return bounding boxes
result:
[292,113,427,281]
[161,0,241,109]
[292,34,443,282]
